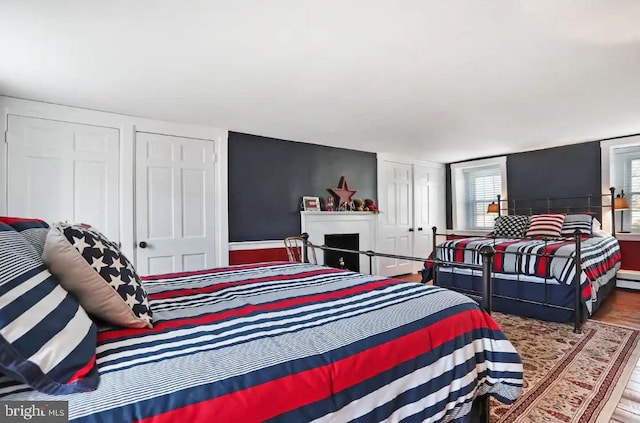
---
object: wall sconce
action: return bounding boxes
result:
[486,202,500,214]
[614,190,630,233]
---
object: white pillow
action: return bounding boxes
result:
[591,218,611,237]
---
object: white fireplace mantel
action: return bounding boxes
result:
[300,211,378,273]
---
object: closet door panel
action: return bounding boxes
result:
[135,132,216,276]
[6,115,120,240]
[412,164,432,273]
[377,160,414,277]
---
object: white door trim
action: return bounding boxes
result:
[0,96,229,266]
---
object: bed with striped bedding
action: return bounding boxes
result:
[0,262,522,422]
[426,236,620,288]
[423,235,621,322]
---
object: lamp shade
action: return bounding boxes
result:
[614,195,629,210]
[487,202,500,214]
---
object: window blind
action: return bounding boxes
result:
[463,166,501,230]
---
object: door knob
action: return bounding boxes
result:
[417,227,423,231]
[139,241,148,249]
[408,228,414,232]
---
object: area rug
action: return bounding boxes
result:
[490,313,640,423]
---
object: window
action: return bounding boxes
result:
[601,135,640,234]
[610,144,640,232]
[451,157,507,231]
[463,167,501,229]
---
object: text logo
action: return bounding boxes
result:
[1,401,68,422]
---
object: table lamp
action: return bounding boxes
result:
[614,190,630,233]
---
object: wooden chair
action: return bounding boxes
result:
[284,236,317,264]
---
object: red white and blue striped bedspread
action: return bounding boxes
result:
[425,236,621,312]
[0,262,523,422]
[430,236,620,285]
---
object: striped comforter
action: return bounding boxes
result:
[432,236,620,285]
[0,262,523,422]
[425,236,621,315]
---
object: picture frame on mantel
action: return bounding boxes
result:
[302,196,321,211]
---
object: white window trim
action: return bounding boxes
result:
[601,135,640,239]
[450,156,507,231]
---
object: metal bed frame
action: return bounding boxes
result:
[298,232,496,423]
[431,187,620,334]
[492,187,620,236]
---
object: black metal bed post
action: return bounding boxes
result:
[476,397,490,423]
[366,250,374,275]
[497,194,501,217]
[573,230,582,334]
[546,197,551,213]
[610,187,617,238]
[478,245,495,423]
[479,246,495,315]
[301,232,309,263]
[431,226,438,286]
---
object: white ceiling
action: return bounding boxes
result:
[1,0,640,163]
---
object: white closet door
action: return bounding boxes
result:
[6,115,120,240]
[135,132,216,276]
[377,160,414,276]
[412,164,432,273]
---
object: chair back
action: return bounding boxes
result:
[284,236,317,264]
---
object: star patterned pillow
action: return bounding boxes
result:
[43,222,153,328]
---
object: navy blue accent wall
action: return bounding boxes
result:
[507,141,602,217]
[228,132,377,242]
[446,141,602,228]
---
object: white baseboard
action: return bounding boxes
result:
[228,240,284,251]
[617,270,640,290]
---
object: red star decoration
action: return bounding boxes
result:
[328,176,357,209]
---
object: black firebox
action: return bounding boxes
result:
[324,233,359,272]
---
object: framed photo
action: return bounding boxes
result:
[302,196,321,211]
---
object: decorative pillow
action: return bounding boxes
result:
[43,222,153,328]
[0,223,99,395]
[525,214,565,238]
[0,216,49,256]
[493,215,530,238]
[561,214,593,236]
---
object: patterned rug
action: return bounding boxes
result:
[490,313,640,423]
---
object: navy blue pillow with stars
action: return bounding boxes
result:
[58,223,152,326]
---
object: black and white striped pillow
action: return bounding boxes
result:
[493,215,530,238]
[0,217,50,257]
[0,223,99,395]
[561,214,593,236]
[525,214,565,238]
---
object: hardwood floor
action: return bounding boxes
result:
[591,288,640,330]
[395,272,640,422]
[594,289,640,422]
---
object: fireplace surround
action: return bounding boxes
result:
[300,211,378,274]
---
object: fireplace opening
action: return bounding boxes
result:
[324,233,360,272]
